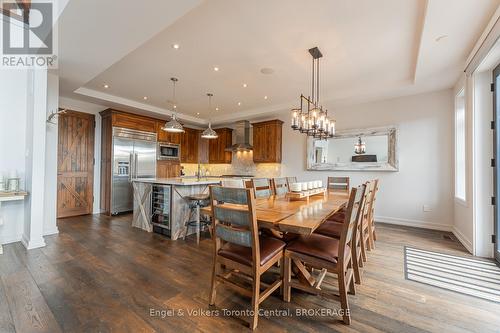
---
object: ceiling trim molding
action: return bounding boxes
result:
[411,0,429,83]
[74,87,207,125]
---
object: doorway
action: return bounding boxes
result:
[57,110,95,218]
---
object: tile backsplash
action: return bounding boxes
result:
[182,151,281,178]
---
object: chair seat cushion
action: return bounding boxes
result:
[315,221,343,239]
[286,234,349,264]
[218,236,285,267]
[327,211,345,223]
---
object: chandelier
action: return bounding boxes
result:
[354,137,366,155]
[291,47,335,140]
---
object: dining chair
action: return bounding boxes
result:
[208,186,285,330]
[272,177,289,196]
[286,176,297,189]
[327,176,350,192]
[221,179,245,188]
[251,178,273,198]
[283,184,366,325]
[314,182,370,284]
[366,179,379,249]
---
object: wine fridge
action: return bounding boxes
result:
[151,184,171,236]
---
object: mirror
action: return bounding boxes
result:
[307,126,398,171]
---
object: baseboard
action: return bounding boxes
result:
[452,226,473,253]
[43,226,59,236]
[375,215,453,232]
[21,234,46,250]
[0,233,22,245]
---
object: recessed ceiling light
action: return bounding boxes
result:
[103,84,109,89]
[435,35,448,42]
[143,96,148,100]
[213,66,219,72]
[172,43,180,49]
[264,95,268,100]
[196,112,200,115]
[215,107,219,111]
[237,102,241,106]
[242,83,247,88]
[260,67,274,75]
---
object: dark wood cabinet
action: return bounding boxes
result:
[111,111,157,133]
[157,160,181,178]
[180,127,199,164]
[252,120,283,163]
[208,128,233,164]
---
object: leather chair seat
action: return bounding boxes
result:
[315,220,343,239]
[327,211,345,223]
[218,236,285,267]
[286,234,350,264]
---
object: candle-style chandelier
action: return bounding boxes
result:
[291,47,335,140]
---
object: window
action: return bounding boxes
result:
[455,88,466,202]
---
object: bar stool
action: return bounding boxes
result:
[183,193,211,244]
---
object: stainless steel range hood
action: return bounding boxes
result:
[225,120,253,152]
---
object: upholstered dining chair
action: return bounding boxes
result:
[327,176,350,192]
[314,181,370,284]
[272,177,289,196]
[286,176,297,190]
[251,178,273,198]
[283,184,366,325]
[208,186,285,330]
[221,178,246,188]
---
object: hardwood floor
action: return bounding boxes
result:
[1,214,499,333]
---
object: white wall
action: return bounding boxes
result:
[278,89,455,230]
[0,69,28,245]
[44,73,59,236]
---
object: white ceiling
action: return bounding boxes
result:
[57,0,499,125]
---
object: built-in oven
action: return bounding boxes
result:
[157,143,180,161]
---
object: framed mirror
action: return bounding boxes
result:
[307,126,398,171]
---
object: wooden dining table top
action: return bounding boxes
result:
[201,190,349,235]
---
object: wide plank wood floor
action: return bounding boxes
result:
[1,214,499,333]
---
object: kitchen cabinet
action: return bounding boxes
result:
[209,128,233,164]
[157,160,181,178]
[252,120,283,163]
[156,121,181,144]
[180,127,199,163]
[109,110,157,133]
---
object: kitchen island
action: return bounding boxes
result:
[132,178,221,240]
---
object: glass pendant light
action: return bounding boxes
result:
[162,77,185,133]
[201,93,218,139]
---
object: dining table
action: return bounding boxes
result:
[200,189,349,235]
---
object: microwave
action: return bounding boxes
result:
[157,143,181,161]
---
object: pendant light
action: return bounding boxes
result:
[201,93,218,139]
[162,77,185,133]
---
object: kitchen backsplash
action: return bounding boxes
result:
[182,151,281,178]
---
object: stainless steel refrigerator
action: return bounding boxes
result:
[112,127,157,214]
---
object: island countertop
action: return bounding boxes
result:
[133,177,222,186]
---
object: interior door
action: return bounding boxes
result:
[494,63,500,264]
[57,111,95,218]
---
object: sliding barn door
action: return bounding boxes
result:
[57,111,95,218]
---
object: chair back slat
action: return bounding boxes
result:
[215,224,252,247]
[252,178,272,198]
[214,206,250,227]
[286,177,297,190]
[210,186,258,250]
[328,176,350,191]
[211,186,250,205]
[340,184,366,259]
[272,177,288,196]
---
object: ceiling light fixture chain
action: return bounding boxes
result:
[291,47,335,140]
